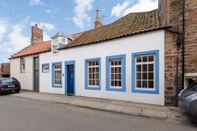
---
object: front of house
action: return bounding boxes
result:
[10,0,197,106]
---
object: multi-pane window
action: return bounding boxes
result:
[136,55,155,89]
[132,50,159,94]
[85,59,100,90]
[52,63,62,87]
[20,58,25,73]
[110,60,122,87]
[106,55,126,91]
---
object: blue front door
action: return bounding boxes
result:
[66,64,74,96]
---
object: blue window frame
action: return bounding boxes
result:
[132,50,159,94]
[85,58,101,90]
[52,62,62,88]
[106,55,126,92]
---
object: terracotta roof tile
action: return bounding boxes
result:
[67,9,162,47]
[11,41,51,58]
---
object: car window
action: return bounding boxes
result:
[1,78,14,84]
[191,84,197,92]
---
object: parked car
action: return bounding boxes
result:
[179,83,197,123]
[0,77,21,95]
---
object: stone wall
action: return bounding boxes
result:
[185,0,197,73]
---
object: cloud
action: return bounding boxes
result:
[111,1,130,18]
[30,21,55,31]
[0,17,30,62]
[29,0,43,6]
[45,9,52,14]
[72,0,95,29]
[0,19,8,44]
[39,22,55,31]
[8,24,29,51]
[111,0,158,17]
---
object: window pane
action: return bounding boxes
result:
[137,65,141,72]
[53,63,62,86]
[148,64,154,71]
[148,72,154,80]
[143,56,148,62]
[110,59,122,87]
[148,81,154,88]
[135,54,156,89]
[143,64,148,71]
[137,73,141,79]
[137,56,142,62]
[143,73,148,79]
[142,81,147,88]
[148,56,154,62]
[87,60,100,87]
[137,80,142,88]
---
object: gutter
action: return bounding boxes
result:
[182,0,186,90]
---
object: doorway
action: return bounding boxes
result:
[65,61,75,96]
[33,56,39,92]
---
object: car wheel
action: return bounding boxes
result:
[16,89,20,93]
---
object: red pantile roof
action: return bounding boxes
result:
[11,9,169,59]
[11,41,51,58]
[66,10,162,48]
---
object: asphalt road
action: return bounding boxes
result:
[0,95,196,131]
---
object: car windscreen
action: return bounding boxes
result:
[0,78,14,85]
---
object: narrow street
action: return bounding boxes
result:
[0,95,196,131]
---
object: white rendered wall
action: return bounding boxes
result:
[39,30,165,105]
[10,56,33,91]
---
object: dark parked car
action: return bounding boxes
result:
[179,83,197,123]
[0,77,21,95]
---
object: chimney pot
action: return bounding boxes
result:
[95,9,103,29]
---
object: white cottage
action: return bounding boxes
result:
[11,0,188,106]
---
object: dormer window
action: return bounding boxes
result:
[51,32,66,53]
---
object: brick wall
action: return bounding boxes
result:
[0,63,10,76]
[160,0,183,105]
[185,0,197,73]
[164,31,182,105]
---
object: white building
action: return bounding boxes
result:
[10,8,177,106]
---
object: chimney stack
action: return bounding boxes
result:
[95,9,103,29]
[31,24,43,44]
[159,0,167,26]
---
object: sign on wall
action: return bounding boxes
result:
[42,64,49,73]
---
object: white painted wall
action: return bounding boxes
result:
[10,56,33,91]
[39,30,165,105]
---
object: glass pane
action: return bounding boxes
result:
[137,56,142,62]
[143,73,148,79]
[137,81,142,88]
[143,64,148,71]
[148,64,154,71]
[137,65,141,72]
[148,56,154,62]
[142,81,147,88]
[148,81,154,88]
[148,73,154,80]
[143,56,148,62]
[137,73,141,79]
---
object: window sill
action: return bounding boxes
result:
[132,87,159,94]
[85,86,101,90]
[106,86,126,92]
[52,84,62,88]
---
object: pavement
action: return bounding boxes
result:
[12,91,186,122]
[0,95,196,131]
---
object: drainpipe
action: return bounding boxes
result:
[182,0,186,90]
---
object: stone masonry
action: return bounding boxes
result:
[185,0,197,73]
